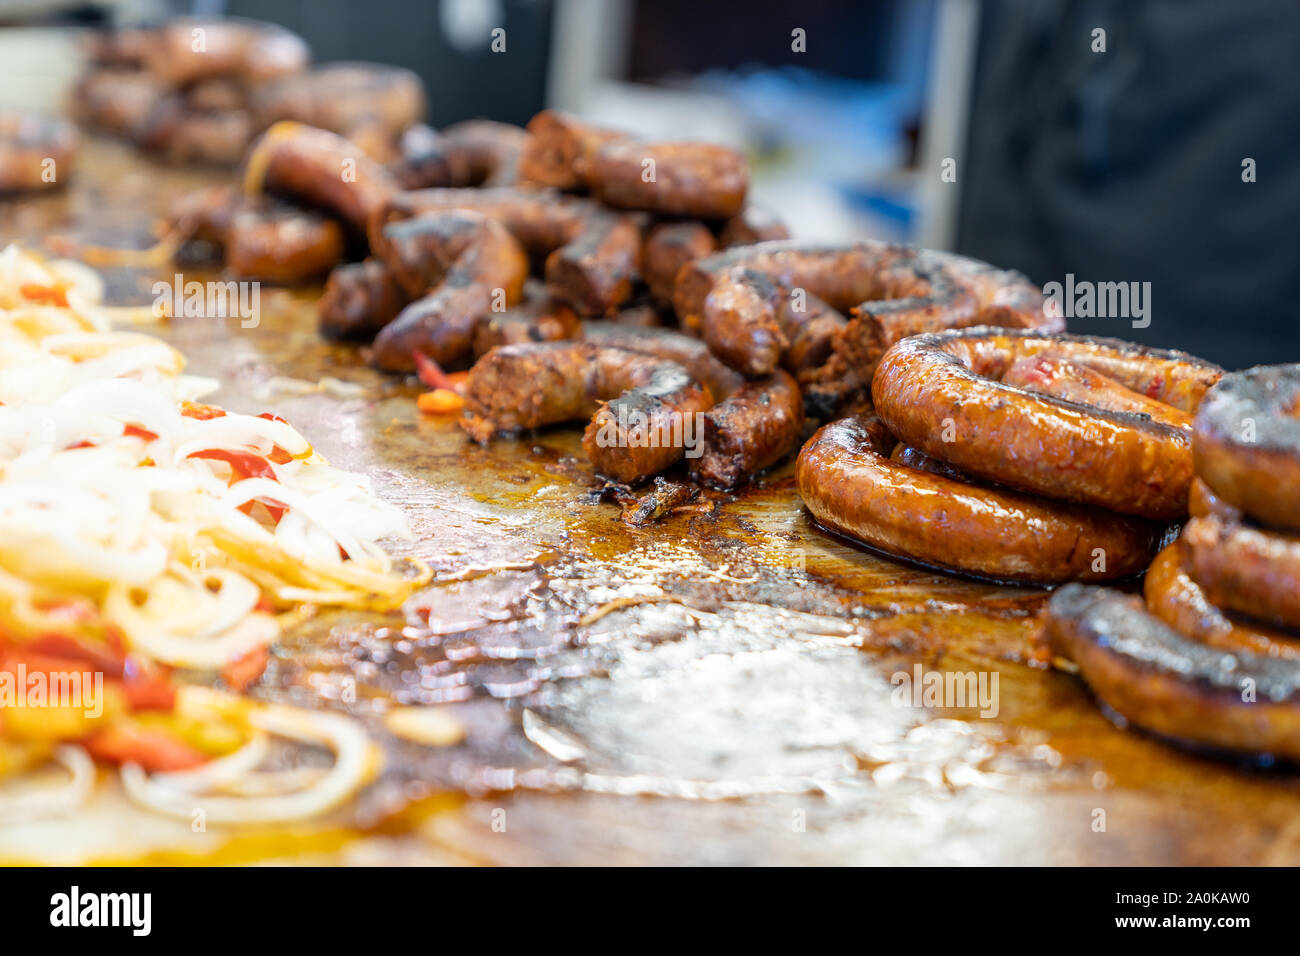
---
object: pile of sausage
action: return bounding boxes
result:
[73,18,431,167]
[1043,365,1300,760]
[221,110,1097,492]
[799,329,1223,583]
[0,110,78,195]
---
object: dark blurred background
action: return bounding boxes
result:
[1,0,1296,368]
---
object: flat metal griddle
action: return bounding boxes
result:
[4,137,1299,865]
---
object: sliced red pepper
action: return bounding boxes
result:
[180,402,227,421]
[220,645,269,693]
[83,723,208,772]
[121,668,178,712]
[20,283,69,307]
[25,632,127,679]
[412,351,458,390]
[188,448,288,523]
[257,414,295,464]
[122,424,159,442]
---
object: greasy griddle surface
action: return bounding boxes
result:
[5,138,1300,865]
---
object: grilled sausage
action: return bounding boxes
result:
[1144,540,1300,660]
[795,414,1163,583]
[256,62,426,149]
[386,119,527,189]
[319,260,409,340]
[543,210,644,317]
[579,322,744,403]
[690,369,804,489]
[643,221,717,306]
[376,187,641,316]
[674,240,1054,377]
[1182,515,1300,631]
[1002,354,1193,432]
[872,329,1222,520]
[72,69,164,138]
[242,122,401,235]
[223,204,345,281]
[373,186,589,264]
[461,342,712,483]
[138,18,309,88]
[472,295,581,356]
[137,99,256,166]
[517,110,628,190]
[1193,365,1300,533]
[1043,583,1300,759]
[0,110,77,194]
[588,140,748,220]
[370,211,529,371]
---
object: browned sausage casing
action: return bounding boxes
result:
[543,210,644,317]
[1193,364,1300,533]
[319,260,409,340]
[462,342,713,483]
[579,322,744,403]
[642,221,717,306]
[1144,540,1300,660]
[1043,584,1300,759]
[243,122,401,235]
[588,141,749,220]
[0,110,78,194]
[872,329,1222,520]
[1182,515,1300,631]
[224,205,345,282]
[795,414,1163,583]
[517,110,628,190]
[690,369,804,490]
[472,296,581,356]
[674,240,1053,378]
[371,211,529,371]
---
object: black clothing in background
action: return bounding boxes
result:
[957,0,1300,370]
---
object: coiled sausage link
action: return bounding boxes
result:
[461,342,712,483]
[1193,364,1300,533]
[1144,540,1300,660]
[872,329,1222,520]
[1182,515,1300,631]
[674,239,1054,378]
[1043,584,1300,759]
[795,413,1163,583]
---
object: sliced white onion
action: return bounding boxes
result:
[0,745,96,824]
[120,692,376,825]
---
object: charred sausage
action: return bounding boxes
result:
[1043,583,1300,759]
[872,329,1222,520]
[795,413,1163,583]
[1193,365,1300,533]
[461,342,712,483]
